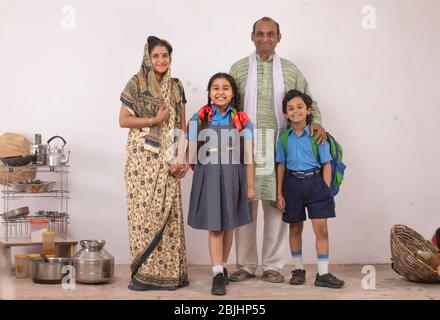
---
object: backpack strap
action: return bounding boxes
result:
[332,135,339,160]
[310,130,320,163]
[327,133,337,158]
[280,129,290,160]
[328,132,343,160]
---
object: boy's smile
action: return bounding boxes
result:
[284,96,311,125]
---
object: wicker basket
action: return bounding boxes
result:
[390,224,440,283]
[0,133,36,185]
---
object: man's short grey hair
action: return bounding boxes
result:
[252,17,280,35]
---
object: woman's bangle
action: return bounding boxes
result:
[277,195,283,199]
[148,118,153,126]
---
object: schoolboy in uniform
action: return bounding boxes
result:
[276,90,344,288]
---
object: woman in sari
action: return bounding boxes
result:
[119,36,189,291]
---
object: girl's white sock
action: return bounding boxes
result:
[212,265,224,276]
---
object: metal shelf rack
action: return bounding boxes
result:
[1,164,70,240]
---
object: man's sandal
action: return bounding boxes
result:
[261,270,285,283]
[228,269,256,282]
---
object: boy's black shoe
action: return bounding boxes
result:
[289,269,306,285]
[211,273,226,295]
[223,268,229,286]
[314,273,345,289]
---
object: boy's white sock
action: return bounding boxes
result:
[212,265,224,276]
[317,254,329,275]
[291,250,304,270]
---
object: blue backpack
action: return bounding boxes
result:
[280,129,346,196]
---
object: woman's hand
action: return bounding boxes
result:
[247,187,255,202]
[178,164,190,179]
[169,163,189,179]
[168,163,178,177]
[276,195,286,213]
[155,105,170,124]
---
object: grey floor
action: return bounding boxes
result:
[1,264,439,300]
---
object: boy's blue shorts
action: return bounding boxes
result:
[282,169,335,224]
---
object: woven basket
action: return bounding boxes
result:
[390,224,440,283]
[0,132,36,185]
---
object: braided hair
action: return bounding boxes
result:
[197,73,244,164]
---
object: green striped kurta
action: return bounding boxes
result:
[230,55,322,202]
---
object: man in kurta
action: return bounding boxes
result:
[229,17,327,283]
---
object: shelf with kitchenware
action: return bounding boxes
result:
[1,134,71,241]
[2,168,70,201]
[2,190,70,200]
[2,164,70,173]
[1,165,70,200]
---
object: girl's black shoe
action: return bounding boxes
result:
[211,273,226,295]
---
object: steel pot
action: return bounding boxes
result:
[30,144,47,165]
[31,257,72,284]
[72,240,114,284]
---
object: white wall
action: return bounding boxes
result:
[1,0,439,265]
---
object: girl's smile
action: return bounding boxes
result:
[209,78,234,112]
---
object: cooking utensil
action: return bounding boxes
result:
[30,144,47,165]
[34,134,42,145]
[12,181,55,193]
[35,210,67,218]
[72,240,114,284]
[46,136,70,166]
[30,134,47,165]
[31,257,71,284]
[19,179,41,184]
[0,155,35,167]
[41,254,49,263]
[1,206,29,220]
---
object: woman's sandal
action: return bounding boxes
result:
[228,269,256,282]
[261,270,285,283]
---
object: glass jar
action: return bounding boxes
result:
[42,231,56,255]
[15,254,28,278]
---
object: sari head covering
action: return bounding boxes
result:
[120,36,185,154]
